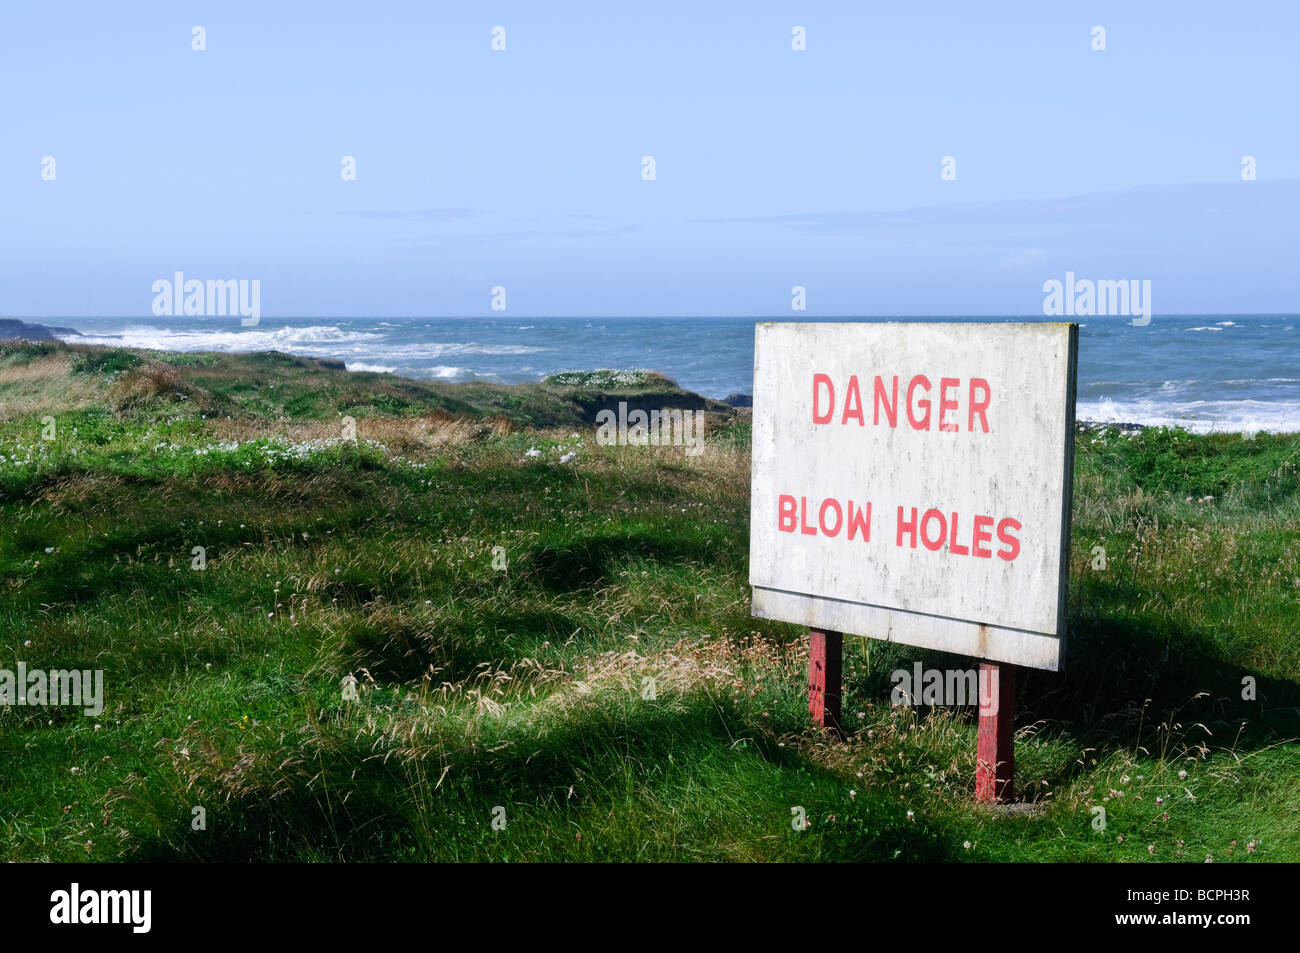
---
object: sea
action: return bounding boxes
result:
[56,315,1300,433]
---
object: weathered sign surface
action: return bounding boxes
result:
[749,322,1077,671]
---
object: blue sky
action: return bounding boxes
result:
[2,1,1297,317]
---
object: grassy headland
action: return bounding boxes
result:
[1,339,1297,861]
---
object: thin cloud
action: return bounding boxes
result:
[686,180,1300,235]
[395,224,642,250]
[330,208,479,222]
[998,248,1049,271]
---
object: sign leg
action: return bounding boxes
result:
[975,661,1015,803]
[808,628,842,736]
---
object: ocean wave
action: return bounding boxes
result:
[64,324,385,352]
[345,362,396,373]
[1077,397,1300,433]
[433,366,476,379]
[399,365,503,383]
[1081,378,1300,399]
[354,341,550,360]
[1185,327,1225,332]
[421,342,547,356]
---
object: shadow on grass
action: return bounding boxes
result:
[115,694,958,862]
[843,576,1300,782]
[525,530,727,591]
[338,606,579,683]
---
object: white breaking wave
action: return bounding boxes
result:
[397,342,547,357]
[1077,398,1300,433]
[354,343,548,361]
[57,326,549,361]
[403,365,504,382]
[345,362,397,373]
[428,365,477,379]
[63,324,383,352]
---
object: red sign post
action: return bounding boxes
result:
[807,632,1016,803]
[807,628,842,737]
[975,661,1015,803]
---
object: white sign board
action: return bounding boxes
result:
[749,322,1077,671]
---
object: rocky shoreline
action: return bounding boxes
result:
[0,326,1152,433]
[0,319,82,340]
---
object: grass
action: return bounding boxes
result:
[0,339,1297,862]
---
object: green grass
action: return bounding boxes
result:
[0,340,1297,862]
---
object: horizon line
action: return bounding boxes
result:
[10,313,1300,321]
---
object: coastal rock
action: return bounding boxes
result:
[721,393,752,408]
[0,319,82,340]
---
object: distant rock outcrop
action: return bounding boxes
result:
[0,319,82,340]
[721,393,752,408]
